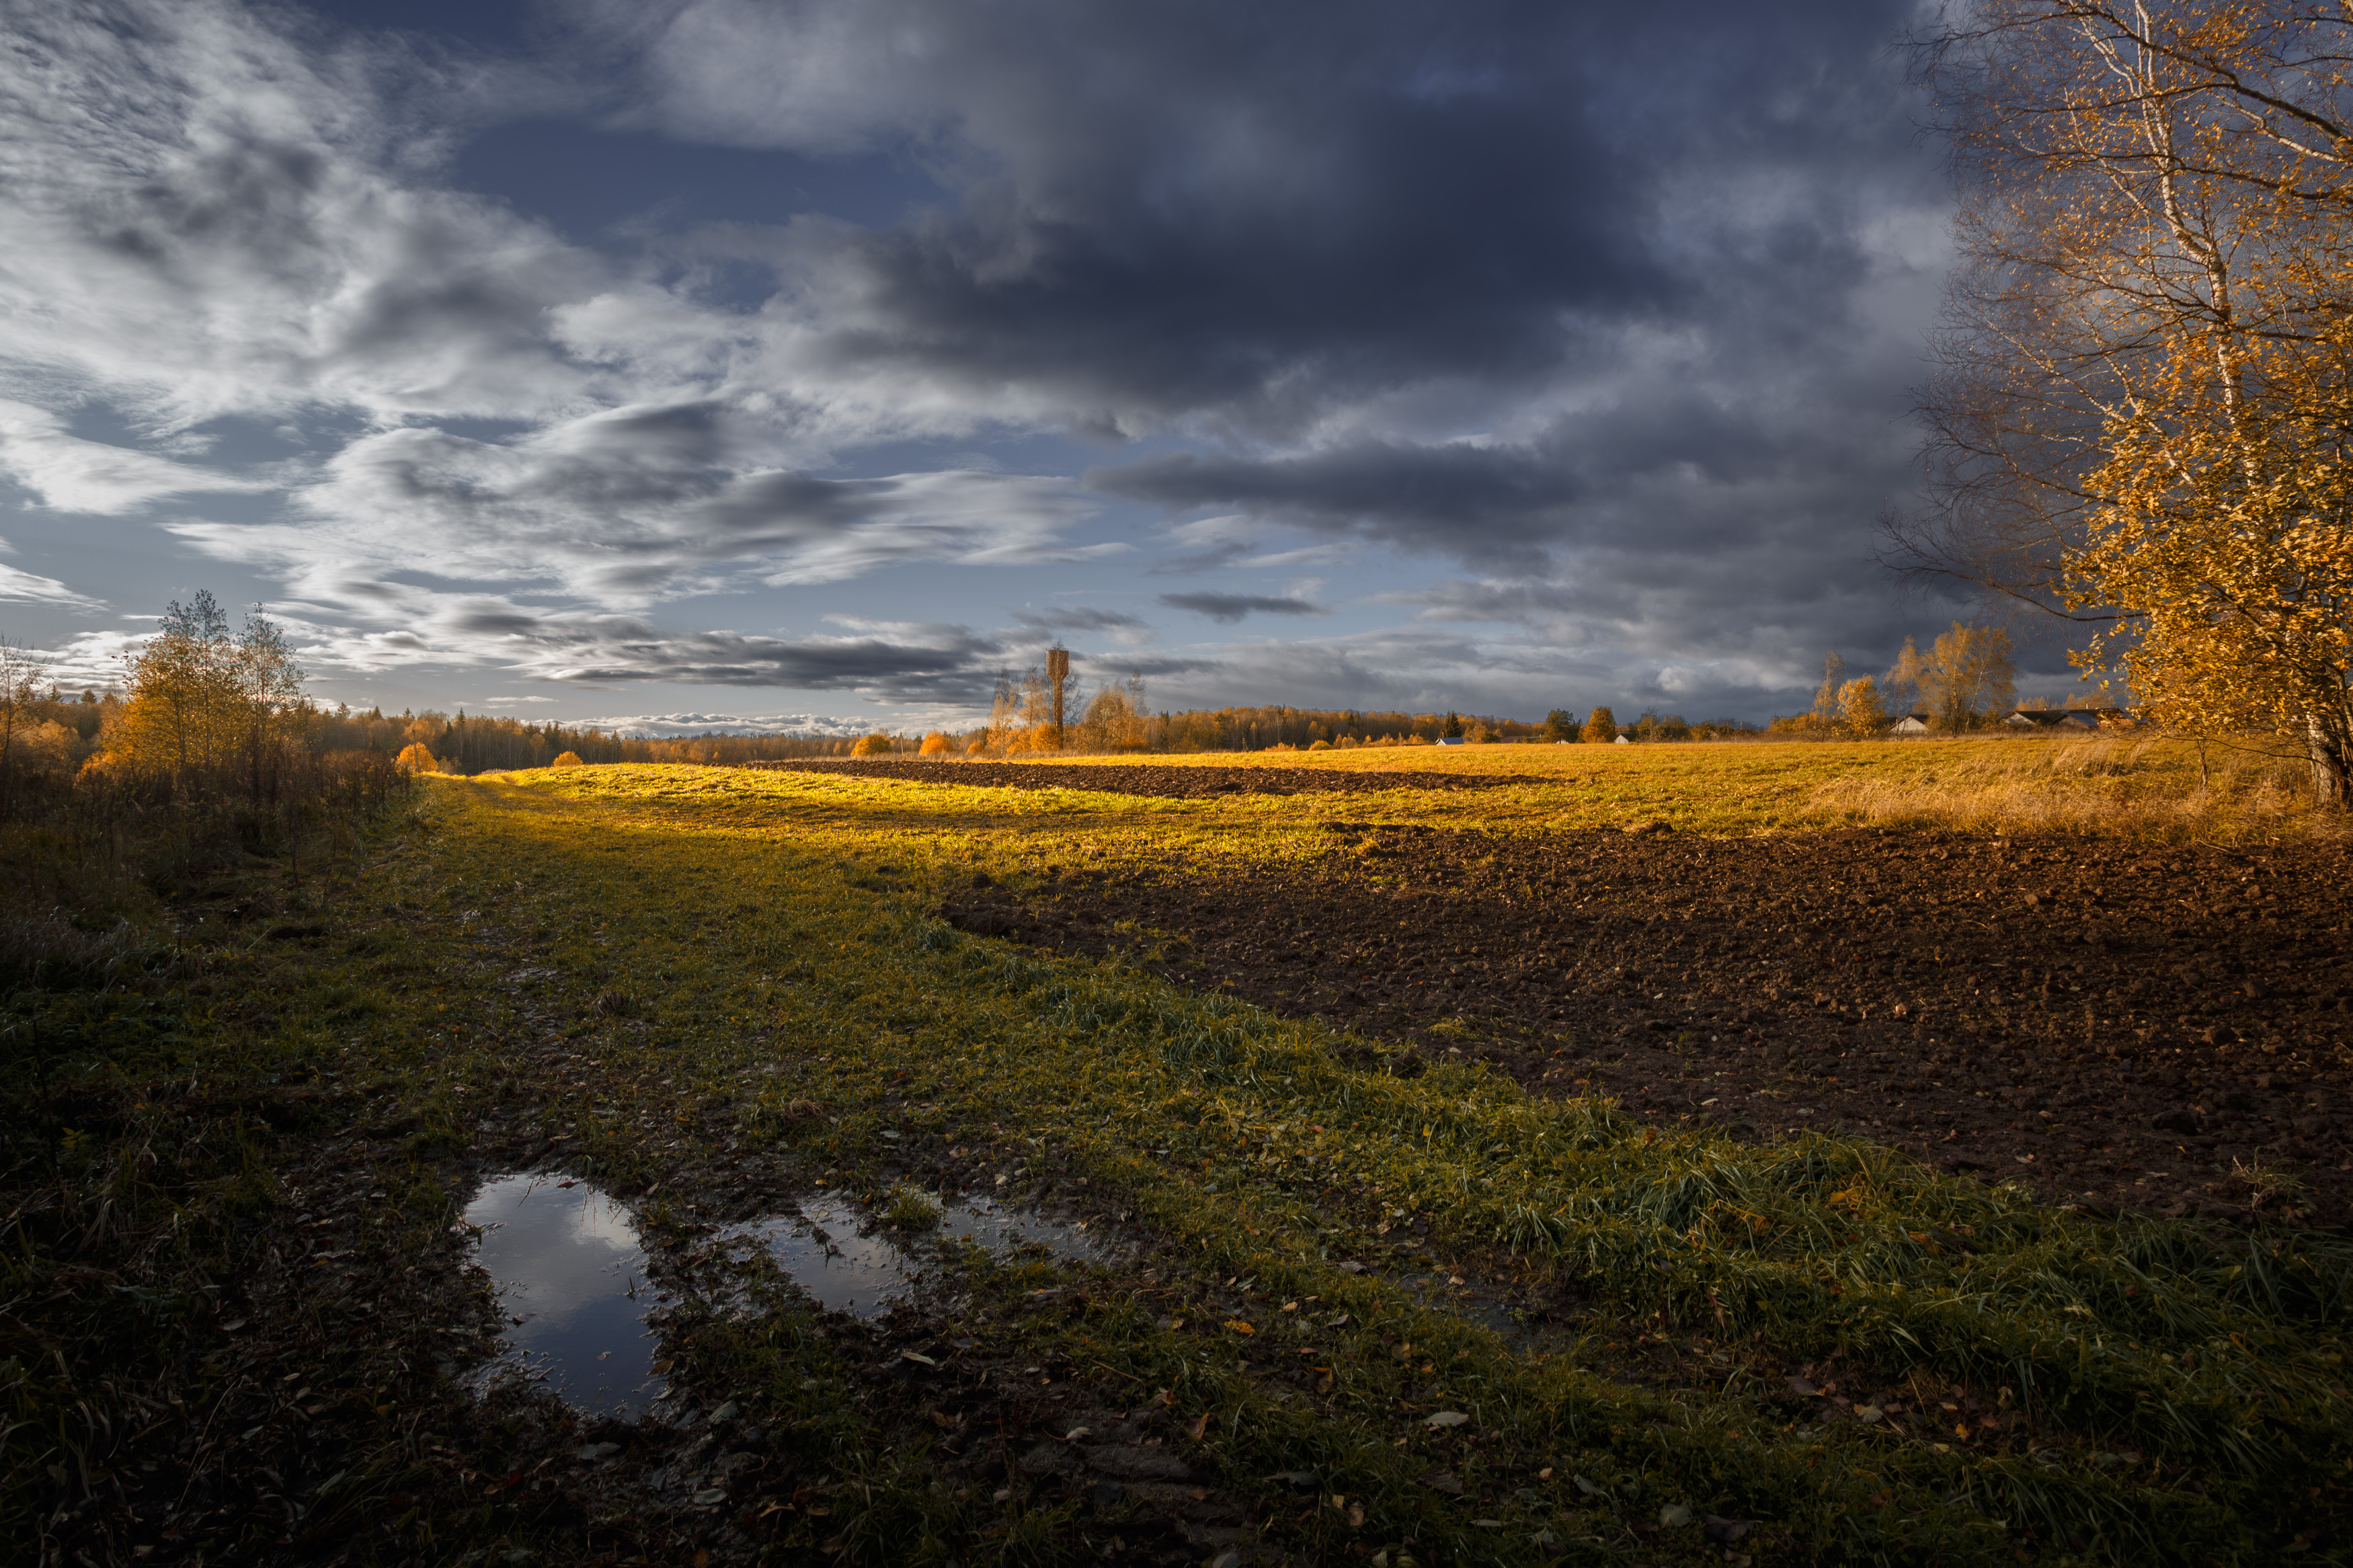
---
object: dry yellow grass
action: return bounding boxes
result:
[1802,733,2331,841]
[833,733,2342,843]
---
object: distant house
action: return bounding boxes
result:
[1436,736,1468,746]
[1613,733,1632,745]
[1888,712,1931,735]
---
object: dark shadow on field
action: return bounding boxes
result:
[940,824,2353,1230]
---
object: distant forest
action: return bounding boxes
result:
[2,684,1759,780]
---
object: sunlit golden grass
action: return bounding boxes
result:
[1802,735,2334,842]
[532,733,2339,868]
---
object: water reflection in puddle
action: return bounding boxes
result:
[723,1198,918,1318]
[936,1194,1107,1266]
[722,1194,1108,1320]
[464,1174,667,1417]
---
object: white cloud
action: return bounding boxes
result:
[0,552,104,609]
[0,400,263,513]
[19,626,141,686]
[165,413,1101,603]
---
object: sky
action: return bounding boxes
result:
[0,0,2047,737]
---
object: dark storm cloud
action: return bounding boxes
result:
[591,0,1931,434]
[1158,592,1324,624]
[569,0,1958,703]
[1103,444,1583,568]
[407,602,1217,705]
[1010,607,1150,635]
[500,614,1010,700]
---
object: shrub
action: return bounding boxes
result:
[965,738,987,755]
[918,732,951,755]
[395,743,441,774]
[1308,738,1331,751]
[549,751,586,768]
[851,733,893,757]
[1581,706,1618,745]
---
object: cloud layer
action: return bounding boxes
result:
[0,0,1983,720]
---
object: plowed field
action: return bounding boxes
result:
[941,824,2353,1227]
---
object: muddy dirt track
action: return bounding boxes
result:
[937,823,2353,1229]
[745,757,1540,796]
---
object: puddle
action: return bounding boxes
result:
[722,1193,1109,1320]
[463,1173,668,1417]
[1400,1270,1531,1344]
[723,1198,920,1319]
[935,1194,1110,1267]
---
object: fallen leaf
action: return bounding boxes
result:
[1659,1503,1694,1528]
[1424,1410,1470,1428]
[1224,1319,1254,1335]
[1187,1413,1209,1440]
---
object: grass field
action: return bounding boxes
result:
[693,731,2336,845]
[5,745,2350,1566]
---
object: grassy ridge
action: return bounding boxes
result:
[5,761,2346,1565]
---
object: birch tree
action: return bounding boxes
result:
[1900,0,2353,802]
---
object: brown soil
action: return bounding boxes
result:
[744,757,1537,796]
[938,825,2353,1229]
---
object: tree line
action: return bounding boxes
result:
[1769,622,2031,739]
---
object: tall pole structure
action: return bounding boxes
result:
[1047,647,1070,749]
